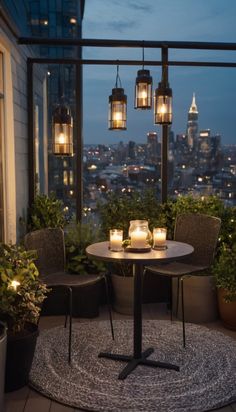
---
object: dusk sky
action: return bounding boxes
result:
[82,0,236,146]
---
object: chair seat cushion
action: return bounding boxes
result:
[146,261,209,277]
[41,272,102,287]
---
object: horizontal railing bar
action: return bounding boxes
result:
[28,57,236,68]
[19,37,236,51]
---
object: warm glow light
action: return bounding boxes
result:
[153,228,167,250]
[110,229,123,252]
[135,69,152,109]
[88,164,97,170]
[160,104,167,114]
[52,104,73,156]
[154,82,172,124]
[70,17,77,24]
[109,68,127,130]
[140,90,147,99]
[58,132,65,145]
[130,228,147,249]
[114,112,122,121]
[10,280,20,291]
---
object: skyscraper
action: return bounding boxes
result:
[147,132,159,164]
[186,93,198,150]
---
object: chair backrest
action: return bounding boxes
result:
[24,228,65,276]
[174,213,221,267]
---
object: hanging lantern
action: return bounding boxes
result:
[52,103,73,156]
[154,81,172,125]
[135,47,152,110]
[108,65,127,130]
[134,69,152,109]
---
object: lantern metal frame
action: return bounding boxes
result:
[134,47,152,110]
[52,101,74,156]
[154,50,172,126]
[154,81,172,125]
[108,65,127,130]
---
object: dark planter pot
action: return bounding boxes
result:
[217,288,236,330]
[111,274,134,315]
[0,322,7,411]
[5,323,39,392]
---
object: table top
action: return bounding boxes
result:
[86,240,194,265]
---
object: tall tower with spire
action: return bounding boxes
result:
[187,93,198,150]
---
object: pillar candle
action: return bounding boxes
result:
[130,229,147,249]
[110,229,123,251]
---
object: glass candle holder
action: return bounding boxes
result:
[129,220,150,249]
[109,229,123,252]
[153,227,167,250]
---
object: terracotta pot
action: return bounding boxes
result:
[217,288,236,330]
[172,275,219,323]
[111,274,134,315]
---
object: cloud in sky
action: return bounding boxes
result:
[82,0,236,145]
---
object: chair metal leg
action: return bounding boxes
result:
[170,277,173,322]
[68,287,73,363]
[64,313,68,328]
[181,278,186,348]
[103,274,114,340]
[176,277,180,317]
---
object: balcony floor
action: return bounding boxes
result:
[5,303,236,412]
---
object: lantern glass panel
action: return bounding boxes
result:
[53,121,73,156]
[135,82,152,109]
[108,100,127,130]
[154,94,172,124]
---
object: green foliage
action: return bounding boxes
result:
[212,241,236,302]
[0,243,48,334]
[65,220,106,275]
[98,191,236,277]
[98,189,164,238]
[162,195,226,241]
[28,193,66,231]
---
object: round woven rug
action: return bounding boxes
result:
[29,320,236,412]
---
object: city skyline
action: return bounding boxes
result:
[82,0,236,146]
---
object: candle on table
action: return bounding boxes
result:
[110,229,123,252]
[153,228,167,249]
[130,228,147,249]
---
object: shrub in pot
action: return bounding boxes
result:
[98,190,166,313]
[98,191,233,314]
[0,243,48,391]
[27,192,66,231]
[212,242,236,330]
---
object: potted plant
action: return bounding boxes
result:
[27,192,67,231]
[98,190,232,318]
[212,242,236,330]
[64,220,107,317]
[0,243,48,392]
[98,190,165,314]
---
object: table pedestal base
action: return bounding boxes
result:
[98,347,179,380]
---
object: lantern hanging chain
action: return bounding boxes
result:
[115,63,122,88]
[142,44,145,70]
[162,64,168,86]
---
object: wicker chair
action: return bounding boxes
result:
[145,213,221,347]
[24,228,114,363]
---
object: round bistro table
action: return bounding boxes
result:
[86,240,194,380]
